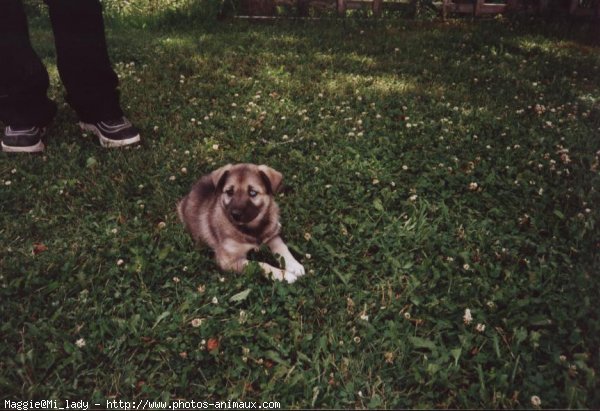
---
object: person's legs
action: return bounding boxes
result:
[0,0,56,128]
[44,0,123,123]
[45,0,140,148]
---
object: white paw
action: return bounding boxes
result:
[283,271,298,284]
[268,269,285,282]
[285,260,305,278]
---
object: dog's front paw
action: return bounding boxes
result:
[285,260,305,279]
[283,271,298,284]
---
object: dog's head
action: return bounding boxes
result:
[210,164,283,226]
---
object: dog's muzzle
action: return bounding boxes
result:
[230,209,243,222]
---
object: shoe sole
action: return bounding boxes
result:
[1,140,45,153]
[79,122,141,148]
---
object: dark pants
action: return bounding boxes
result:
[0,0,123,127]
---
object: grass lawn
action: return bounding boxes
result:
[1,9,599,409]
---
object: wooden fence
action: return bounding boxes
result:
[239,0,600,18]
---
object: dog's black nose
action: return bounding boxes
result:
[231,209,242,221]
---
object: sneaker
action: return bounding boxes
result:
[2,126,45,153]
[79,117,141,148]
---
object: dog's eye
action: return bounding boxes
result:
[225,188,234,196]
[249,189,258,198]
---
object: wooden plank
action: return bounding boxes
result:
[456,3,475,13]
[479,3,507,13]
[569,0,579,14]
[310,0,337,9]
[346,0,376,7]
[442,0,509,15]
[570,6,597,16]
[568,0,600,16]
[442,0,449,18]
[373,0,383,16]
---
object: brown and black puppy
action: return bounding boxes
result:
[177,163,305,283]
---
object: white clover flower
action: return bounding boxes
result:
[116,259,125,266]
[359,313,369,322]
[468,182,479,191]
[172,276,180,283]
[157,222,166,229]
[75,338,86,348]
[385,352,395,364]
[531,395,541,407]
[212,144,219,151]
[239,310,248,324]
[191,318,203,328]
[409,195,418,202]
[212,297,219,304]
[475,323,486,333]
[463,308,473,325]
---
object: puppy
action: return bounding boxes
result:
[177,163,305,283]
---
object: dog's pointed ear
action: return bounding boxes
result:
[210,164,232,189]
[258,165,283,194]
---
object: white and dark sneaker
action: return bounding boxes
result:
[1,126,45,153]
[80,117,141,148]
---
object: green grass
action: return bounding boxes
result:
[1,11,599,409]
